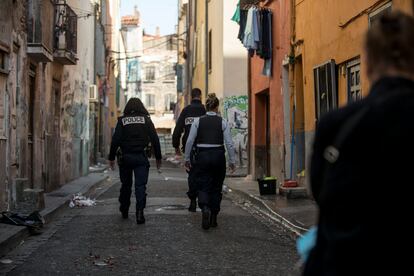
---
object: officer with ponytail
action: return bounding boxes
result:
[184,93,236,230]
[108,98,162,225]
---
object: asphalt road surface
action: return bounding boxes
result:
[1,162,299,276]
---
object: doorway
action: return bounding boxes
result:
[28,64,36,188]
[255,90,270,178]
[293,56,305,179]
[45,80,61,191]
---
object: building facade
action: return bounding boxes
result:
[141,34,177,155]
[183,0,249,174]
[0,0,122,212]
[176,0,189,112]
[293,0,413,189]
[0,0,96,211]
[121,7,144,101]
[241,0,291,183]
[141,35,178,128]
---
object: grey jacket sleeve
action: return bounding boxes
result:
[184,120,199,162]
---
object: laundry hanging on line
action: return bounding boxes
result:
[233,4,273,77]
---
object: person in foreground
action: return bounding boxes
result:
[172,88,206,212]
[304,12,414,275]
[108,98,162,225]
[184,93,236,230]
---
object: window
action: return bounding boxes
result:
[313,60,338,121]
[164,94,176,112]
[145,66,155,81]
[369,2,392,27]
[208,30,212,72]
[146,94,155,110]
[0,50,9,74]
[347,60,362,102]
[163,64,176,81]
[0,52,5,69]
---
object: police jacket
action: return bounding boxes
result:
[304,77,414,276]
[172,99,206,152]
[108,113,162,161]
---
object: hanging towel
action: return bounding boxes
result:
[243,8,260,51]
[243,8,254,49]
[231,0,241,24]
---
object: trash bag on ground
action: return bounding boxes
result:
[69,194,96,208]
[0,211,44,234]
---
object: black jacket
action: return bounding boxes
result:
[108,114,162,161]
[172,99,206,151]
[304,77,414,276]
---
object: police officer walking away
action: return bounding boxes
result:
[108,98,162,225]
[184,93,235,230]
[172,88,206,212]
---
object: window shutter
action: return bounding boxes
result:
[313,60,338,121]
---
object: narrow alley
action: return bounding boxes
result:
[1,0,414,275]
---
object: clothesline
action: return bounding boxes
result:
[232,1,273,77]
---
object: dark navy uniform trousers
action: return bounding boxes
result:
[194,147,226,213]
[186,149,198,200]
[119,152,150,211]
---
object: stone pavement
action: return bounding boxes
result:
[1,163,300,275]
[166,157,317,236]
[0,170,111,258]
[224,177,318,236]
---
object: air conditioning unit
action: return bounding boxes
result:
[89,85,98,102]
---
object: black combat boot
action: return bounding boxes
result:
[120,206,128,219]
[188,198,197,212]
[210,213,218,227]
[136,209,145,224]
[201,207,211,230]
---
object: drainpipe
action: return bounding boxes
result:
[288,0,296,180]
[247,54,252,176]
[186,1,192,105]
[205,0,208,96]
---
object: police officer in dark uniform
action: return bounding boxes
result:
[184,93,235,230]
[172,88,206,212]
[108,98,162,225]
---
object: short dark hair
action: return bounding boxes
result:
[366,11,414,73]
[124,98,149,116]
[191,88,202,99]
[205,93,219,111]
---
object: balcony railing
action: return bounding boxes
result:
[27,0,55,62]
[54,1,77,65]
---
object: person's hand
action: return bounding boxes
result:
[109,160,115,170]
[175,148,182,156]
[185,161,191,171]
[229,163,236,174]
[156,159,162,170]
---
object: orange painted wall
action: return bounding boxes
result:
[295,0,414,133]
[249,0,291,179]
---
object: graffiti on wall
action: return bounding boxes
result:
[60,69,89,181]
[223,96,248,168]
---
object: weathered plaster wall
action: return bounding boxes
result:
[249,0,290,181]
[0,0,30,210]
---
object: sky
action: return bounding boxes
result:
[120,0,178,36]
